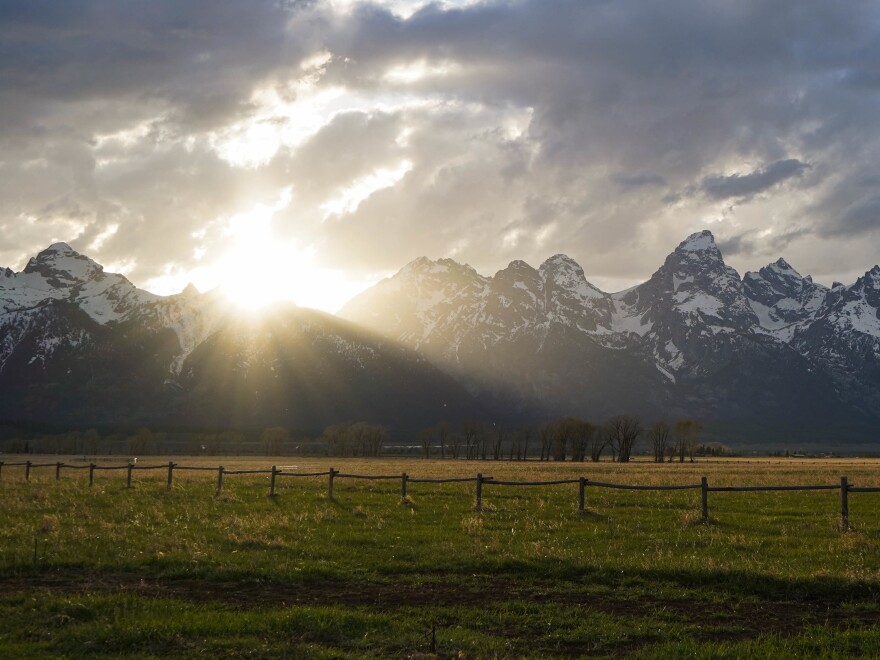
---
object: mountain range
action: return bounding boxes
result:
[0,243,480,433]
[2,233,879,447]
[341,231,880,446]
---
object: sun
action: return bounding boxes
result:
[144,190,376,312]
[212,191,373,313]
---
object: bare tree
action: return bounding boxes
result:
[648,421,672,463]
[589,427,608,462]
[548,418,583,461]
[551,420,568,461]
[521,427,532,460]
[539,423,554,461]
[572,420,598,462]
[606,415,642,463]
[674,418,702,463]
[450,431,463,459]
[261,427,288,456]
[461,421,481,460]
[418,427,434,459]
[322,423,352,456]
[364,424,387,456]
[492,426,504,460]
[436,422,450,459]
[479,427,490,460]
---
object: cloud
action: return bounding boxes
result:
[2,0,880,295]
[700,159,810,201]
[612,172,667,191]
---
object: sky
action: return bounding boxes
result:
[2,0,880,311]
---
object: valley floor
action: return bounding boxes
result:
[2,456,880,657]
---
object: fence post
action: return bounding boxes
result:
[0,461,4,480]
[841,476,849,532]
[25,460,31,482]
[328,467,336,501]
[217,466,224,496]
[89,463,95,487]
[578,477,586,514]
[270,465,278,497]
[701,476,709,522]
[166,462,174,490]
[56,462,62,481]
[475,473,483,511]
[401,472,408,503]
[126,463,133,489]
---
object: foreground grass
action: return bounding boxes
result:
[1,456,880,657]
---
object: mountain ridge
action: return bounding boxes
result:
[3,234,880,445]
[341,231,880,444]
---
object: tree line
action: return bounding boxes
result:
[0,417,710,460]
[416,416,705,462]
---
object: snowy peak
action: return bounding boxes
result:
[743,258,829,332]
[539,254,605,299]
[666,231,728,275]
[400,256,482,281]
[538,253,613,331]
[24,242,104,285]
[482,260,545,333]
[623,229,756,339]
[676,229,719,254]
[493,260,541,289]
[848,266,880,308]
[1,242,160,324]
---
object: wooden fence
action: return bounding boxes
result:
[1,460,877,531]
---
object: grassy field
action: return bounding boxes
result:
[2,455,880,658]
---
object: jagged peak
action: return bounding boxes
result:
[773,257,794,271]
[833,281,844,289]
[504,259,536,272]
[861,265,880,285]
[763,257,805,280]
[676,230,718,253]
[398,255,479,279]
[24,241,103,281]
[45,242,74,253]
[180,283,200,297]
[541,253,580,269]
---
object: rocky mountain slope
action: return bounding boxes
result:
[341,231,880,444]
[0,244,484,431]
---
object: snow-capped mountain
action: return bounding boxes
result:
[0,242,223,374]
[341,231,880,443]
[1,243,159,322]
[788,266,880,416]
[743,258,829,333]
[4,236,880,443]
[0,244,484,431]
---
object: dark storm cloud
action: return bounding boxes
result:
[0,0,312,130]
[3,0,880,294]
[699,159,810,201]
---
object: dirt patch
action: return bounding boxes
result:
[2,572,879,652]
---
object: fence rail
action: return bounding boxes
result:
[1,459,877,530]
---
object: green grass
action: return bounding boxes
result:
[1,456,880,657]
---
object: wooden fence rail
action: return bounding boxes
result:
[0,460,875,530]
